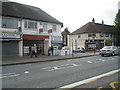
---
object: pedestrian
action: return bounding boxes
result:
[51,46,54,56]
[48,47,51,56]
[31,50,37,58]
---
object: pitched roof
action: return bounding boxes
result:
[1,2,63,27]
[71,22,114,34]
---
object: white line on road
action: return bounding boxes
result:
[0,73,20,79]
[42,64,81,71]
[0,73,16,77]
[24,71,29,74]
[48,64,81,71]
[57,69,120,89]
[87,61,92,63]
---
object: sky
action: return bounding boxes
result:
[9,0,120,32]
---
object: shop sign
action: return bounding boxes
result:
[48,29,52,33]
[52,36,62,41]
[0,33,20,38]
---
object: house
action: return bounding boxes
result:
[67,20,115,51]
[0,1,63,58]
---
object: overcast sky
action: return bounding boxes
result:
[10,0,120,32]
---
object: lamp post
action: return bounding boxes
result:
[92,33,96,55]
[72,39,73,57]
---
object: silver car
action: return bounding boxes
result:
[99,46,118,56]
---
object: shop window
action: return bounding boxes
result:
[2,17,18,29]
[88,43,96,49]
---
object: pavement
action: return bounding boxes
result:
[1,52,99,66]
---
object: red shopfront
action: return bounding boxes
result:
[23,34,49,56]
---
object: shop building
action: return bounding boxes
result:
[1,1,63,57]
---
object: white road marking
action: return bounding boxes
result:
[87,61,92,64]
[42,67,52,69]
[0,73,20,79]
[42,64,81,71]
[58,69,120,89]
[0,73,16,77]
[24,71,29,74]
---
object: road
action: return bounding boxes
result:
[2,55,119,89]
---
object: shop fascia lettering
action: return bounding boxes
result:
[0,33,20,38]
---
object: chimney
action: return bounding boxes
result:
[92,18,95,23]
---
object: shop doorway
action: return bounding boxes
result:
[23,40,44,56]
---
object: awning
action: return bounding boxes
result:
[23,34,49,40]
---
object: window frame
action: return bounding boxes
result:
[24,20,37,30]
[52,25,57,32]
[2,17,18,29]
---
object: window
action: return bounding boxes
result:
[24,21,37,29]
[24,21,27,28]
[2,17,18,28]
[88,33,96,37]
[52,25,57,32]
[100,33,104,37]
[110,34,112,38]
[105,34,109,37]
[43,24,47,31]
[88,33,92,37]
[78,35,80,38]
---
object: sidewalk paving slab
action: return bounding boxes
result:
[1,52,99,66]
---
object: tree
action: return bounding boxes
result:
[61,27,70,46]
[114,10,120,46]
[61,27,70,36]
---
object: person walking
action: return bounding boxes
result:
[51,46,54,56]
[48,47,51,56]
[31,48,37,58]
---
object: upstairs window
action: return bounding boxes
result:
[52,25,57,32]
[105,34,109,37]
[88,33,96,37]
[24,21,37,29]
[99,33,104,37]
[78,35,80,38]
[43,24,47,31]
[2,17,18,29]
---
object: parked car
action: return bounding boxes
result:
[73,47,85,53]
[99,46,118,56]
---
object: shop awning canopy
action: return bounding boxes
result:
[23,35,49,40]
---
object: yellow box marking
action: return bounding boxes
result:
[96,87,103,90]
[110,82,120,89]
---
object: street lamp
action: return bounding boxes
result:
[72,39,73,57]
[92,33,96,55]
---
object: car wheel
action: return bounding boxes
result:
[112,52,115,56]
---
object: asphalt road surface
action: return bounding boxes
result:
[2,55,119,89]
